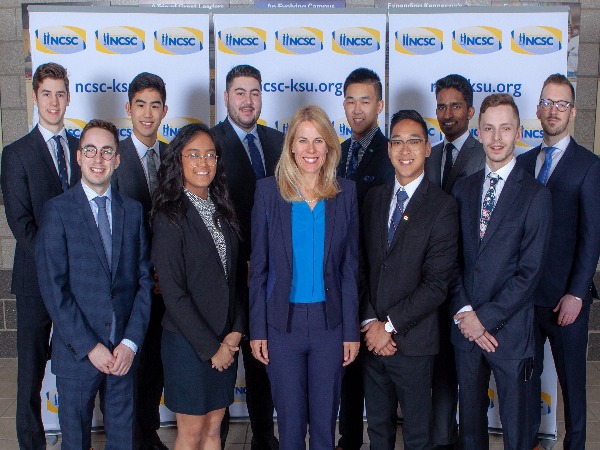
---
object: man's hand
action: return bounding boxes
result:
[222,332,242,350]
[343,342,360,366]
[475,331,498,353]
[211,344,235,372]
[361,321,394,354]
[88,343,116,374]
[554,294,583,326]
[377,339,397,356]
[454,310,486,341]
[250,339,269,365]
[110,344,135,376]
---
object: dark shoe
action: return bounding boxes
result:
[139,434,169,450]
[251,437,279,450]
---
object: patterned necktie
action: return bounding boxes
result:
[441,142,455,190]
[246,133,266,180]
[93,196,112,271]
[346,140,362,180]
[387,189,409,247]
[537,146,556,185]
[52,135,69,192]
[146,148,158,194]
[480,174,500,240]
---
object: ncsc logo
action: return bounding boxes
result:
[218,27,267,55]
[35,26,86,54]
[154,27,203,55]
[335,118,352,141]
[275,27,323,55]
[64,118,87,139]
[332,27,380,55]
[540,391,552,416]
[46,390,59,413]
[159,117,203,142]
[394,27,443,55]
[452,26,502,55]
[96,26,145,55]
[274,117,292,135]
[424,117,443,143]
[511,26,562,55]
[519,119,544,149]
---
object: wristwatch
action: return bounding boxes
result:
[384,320,395,334]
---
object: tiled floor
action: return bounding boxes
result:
[1,358,600,449]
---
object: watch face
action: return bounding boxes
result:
[384,321,393,333]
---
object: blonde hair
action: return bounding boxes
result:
[276,105,341,202]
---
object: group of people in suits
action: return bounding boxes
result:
[1,58,599,450]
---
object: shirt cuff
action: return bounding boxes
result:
[453,305,474,324]
[361,318,377,327]
[120,339,138,354]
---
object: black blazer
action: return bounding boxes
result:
[211,119,284,261]
[518,139,600,307]
[360,177,459,356]
[337,129,394,210]
[152,197,246,361]
[1,126,80,296]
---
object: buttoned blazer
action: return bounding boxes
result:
[211,120,284,261]
[517,139,600,307]
[337,129,394,210]
[249,177,360,343]
[425,134,486,194]
[450,165,552,359]
[360,178,459,356]
[152,197,245,362]
[111,136,167,230]
[35,182,153,379]
[1,126,80,296]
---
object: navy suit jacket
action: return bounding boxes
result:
[425,133,486,194]
[450,165,552,359]
[35,182,153,379]
[337,129,394,210]
[1,126,80,297]
[249,177,360,343]
[517,138,600,307]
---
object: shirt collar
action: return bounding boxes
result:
[38,123,67,143]
[82,181,112,202]
[227,117,258,143]
[542,135,570,153]
[445,129,470,151]
[131,132,160,160]
[394,171,425,199]
[485,156,516,180]
[351,125,380,151]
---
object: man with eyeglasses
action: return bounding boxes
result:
[424,73,485,450]
[518,73,600,450]
[361,109,458,450]
[36,119,153,450]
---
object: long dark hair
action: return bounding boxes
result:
[151,123,240,236]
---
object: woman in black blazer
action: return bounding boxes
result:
[151,123,245,450]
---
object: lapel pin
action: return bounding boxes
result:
[403,215,409,221]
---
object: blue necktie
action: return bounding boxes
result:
[442,142,455,190]
[387,189,409,247]
[346,140,361,180]
[93,196,112,271]
[480,174,500,240]
[537,146,556,185]
[53,135,69,192]
[246,133,266,180]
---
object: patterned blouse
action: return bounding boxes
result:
[185,189,228,279]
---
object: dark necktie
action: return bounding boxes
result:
[246,133,266,180]
[346,140,362,180]
[53,135,69,192]
[146,148,158,194]
[537,146,556,185]
[93,196,112,271]
[441,142,455,190]
[387,189,409,247]
[480,174,500,240]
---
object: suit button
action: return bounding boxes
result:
[105,322,111,328]
[382,264,387,270]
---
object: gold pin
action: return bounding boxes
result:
[403,215,409,221]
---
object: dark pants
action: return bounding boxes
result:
[364,351,433,450]
[57,368,137,450]
[531,305,589,450]
[455,349,531,450]
[337,350,365,450]
[16,294,52,450]
[266,302,344,450]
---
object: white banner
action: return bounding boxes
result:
[213,11,387,141]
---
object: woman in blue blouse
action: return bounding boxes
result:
[249,105,360,450]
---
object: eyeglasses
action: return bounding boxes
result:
[80,145,117,161]
[182,152,218,167]
[389,138,424,150]
[539,98,572,112]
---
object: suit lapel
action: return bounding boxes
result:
[123,137,152,203]
[277,196,293,271]
[379,183,394,255]
[111,191,124,280]
[221,120,256,180]
[427,143,443,188]
[387,180,427,254]
[32,127,64,188]
[546,140,575,189]
[66,133,81,187]
[324,196,337,264]
[466,171,485,258]
[448,136,475,189]
[520,145,541,177]
[184,198,225,273]
[257,125,280,177]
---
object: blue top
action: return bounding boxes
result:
[290,200,326,303]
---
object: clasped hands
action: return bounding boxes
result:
[454,310,498,353]
[88,342,135,376]
[211,332,243,372]
[361,321,397,356]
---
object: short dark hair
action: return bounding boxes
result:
[389,110,428,138]
[128,72,167,104]
[225,65,262,91]
[435,74,474,108]
[32,62,69,94]
[479,94,520,126]
[343,68,383,101]
[80,119,120,152]
[541,73,575,103]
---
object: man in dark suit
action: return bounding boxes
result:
[211,64,283,450]
[361,110,459,450]
[36,119,153,450]
[1,62,80,450]
[451,94,551,450]
[111,72,168,450]
[518,74,600,450]
[424,74,485,450]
